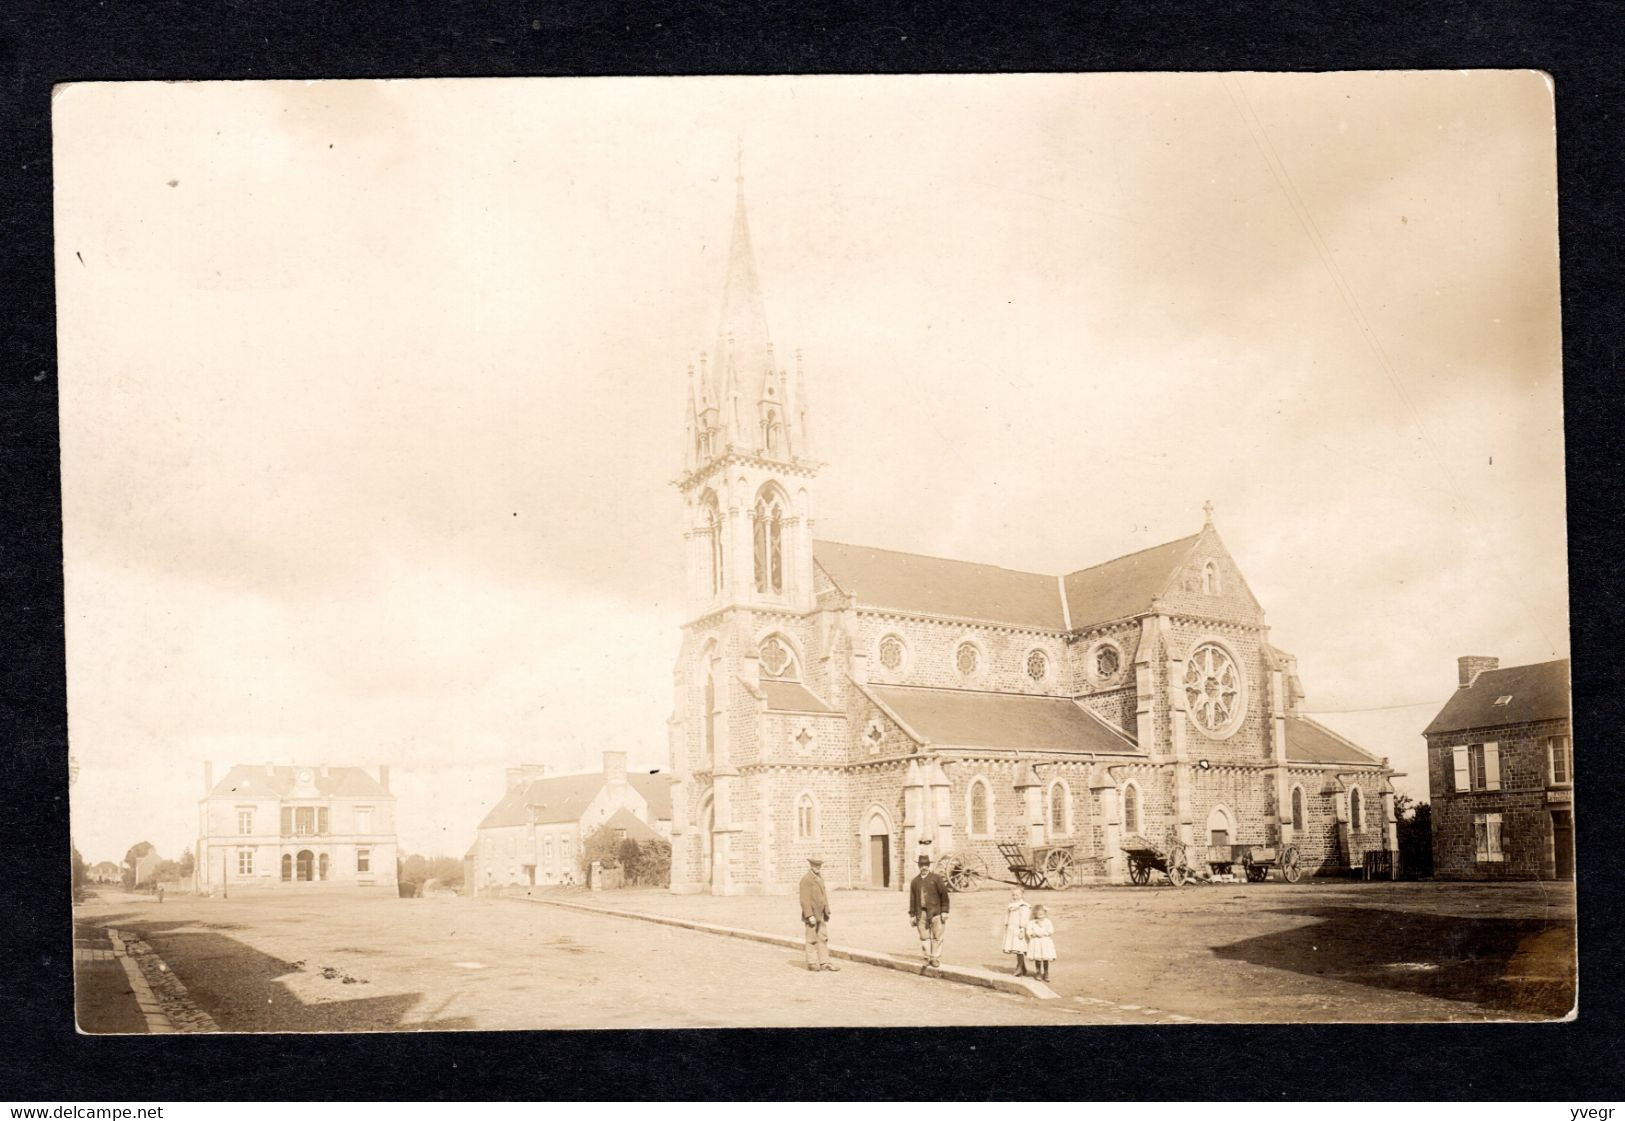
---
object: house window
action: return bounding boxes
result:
[356,806,372,833]
[796,793,817,840]
[236,849,253,875]
[1048,781,1070,836]
[1290,784,1305,828]
[1349,786,1364,833]
[1473,813,1505,862]
[1453,742,1502,792]
[1122,781,1141,834]
[318,852,329,880]
[357,848,371,873]
[968,778,992,837]
[1549,736,1572,785]
[237,809,254,835]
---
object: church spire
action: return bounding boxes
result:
[710,157,775,439]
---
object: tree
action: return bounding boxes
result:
[1394,795,1433,878]
[177,847,195,878]
[124,841,156,889]
[71,846,86,900]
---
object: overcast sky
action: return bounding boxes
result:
[55,73,1565,863]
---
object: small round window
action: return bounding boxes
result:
[955,642,980,676]
[1094,644,1121,680]
[1026,649,1049,682]
[878,634,905,672]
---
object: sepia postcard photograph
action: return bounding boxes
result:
[56,71,1573,1033]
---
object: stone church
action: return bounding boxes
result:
[667,177,1397,895]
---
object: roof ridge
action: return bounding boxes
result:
[813,538,1052,580]
[1062,533,1202,580]
[1291,713,1382,763]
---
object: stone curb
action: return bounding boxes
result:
[511,895,1060,1001]
[108,927,221,1034]
[106,928,175,1034]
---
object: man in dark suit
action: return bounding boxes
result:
[798,855,839,972]
[908,853,951,967]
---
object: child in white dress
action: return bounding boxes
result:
[1026,904,1057,982]
[1001,887,1032,976]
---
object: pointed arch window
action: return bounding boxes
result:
[1202,560,1221,595]
[1049,780,1071,836]
[1290,784,1305,828]
[753,490,785,594]
[1350,786,1365,833]
[703,494,724,596]
[968,777,993,838]
[796,793,818,840]
[1122,781,1142,835]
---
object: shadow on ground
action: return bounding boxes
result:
[1211,905,1575,1018]
[77,913,476,1033]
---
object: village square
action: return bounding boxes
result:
[59,75,1572,1033]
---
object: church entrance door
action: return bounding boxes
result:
[869,834,890,888]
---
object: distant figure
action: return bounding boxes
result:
[156,884,164,905]
[1026,904,1056,982]
[908,853,951,968]
[798,856,838,972]
[1002,886,1031,976]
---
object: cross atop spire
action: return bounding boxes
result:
[1203,500,1215,525]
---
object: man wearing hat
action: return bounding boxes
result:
[798,855,839,972]
[908,850,951,968]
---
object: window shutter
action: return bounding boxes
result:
[1452,746,1470,792]
[1483,742,1501,791]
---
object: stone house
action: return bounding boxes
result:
[1424,656,1572,880]
[470,751,672,889]
[195,763,399,892]
[667,177,1396,895]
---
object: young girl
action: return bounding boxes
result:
[1001,887,1031,976]
[1026,904,1057,982]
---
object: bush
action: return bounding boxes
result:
[579,826,672,888]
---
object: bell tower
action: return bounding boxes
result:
[677,166,819,619]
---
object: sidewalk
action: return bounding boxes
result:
[73,922,164,1034]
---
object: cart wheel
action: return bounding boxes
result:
[1280,845,1303,883]
[944,852,987,892]
[1016,869,1045,890]
[1129,858,1150,886]
[1246,865,1268,883]
[1043,848,1076,890]
[1166,844,1189,887]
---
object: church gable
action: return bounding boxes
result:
[1155,525,1264,623]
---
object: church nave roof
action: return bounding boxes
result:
[863,683,1142,756]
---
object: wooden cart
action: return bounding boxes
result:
[995,840,1081,890]
[1201,843,1304,883]
[936,850,989,892]
[1120,834,1192,886]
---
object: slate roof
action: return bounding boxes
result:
[599,807,664,844]
[477,770,672,829]
[1424,658,1571,737]
[813,533,1202,632]
[1284,715,1383,766]
[207,765,391,800]
[815,541,1065,629]
[865,684,1141,755]
[762,678,833,713]
[1062,534,1201,631]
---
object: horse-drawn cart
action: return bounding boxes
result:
[1120,834,1192,886]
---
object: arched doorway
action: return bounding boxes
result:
[281,853,293,882]
[296,849,315,882]
[864,807,894,888]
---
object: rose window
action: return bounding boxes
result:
[759,636,793,678]
[1026,649,1048,681]
[1095,645,1120,679]
[955,642,980,676]
[878,635,904,671]
[1184,642,1244,735]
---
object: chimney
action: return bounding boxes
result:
[378,765,390,792]
[203,761,214,794]
[603,751,627,786]
[1457,655,1499,690]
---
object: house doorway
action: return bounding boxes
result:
[1551,810,1574,879]
[296,849,315,881]
[863,807,894,888]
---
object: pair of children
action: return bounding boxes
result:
[1001,888,1056,982]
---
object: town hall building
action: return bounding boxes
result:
[667,176,1397,895]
